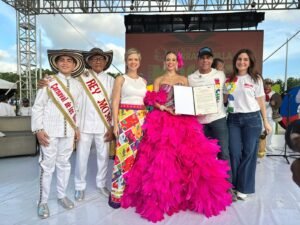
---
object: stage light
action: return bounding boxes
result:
[130,0,135,10]
[251,1,257,8]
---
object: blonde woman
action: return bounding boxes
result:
[108,48,147,208]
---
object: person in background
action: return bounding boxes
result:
[0,95,16,116]
[18,97,31,116]
[121,51,232,222]
[32,49,84,219]
[108,48,147,209]
[212,58,225,71]
[224,49,272,201]
[263,78,276,153]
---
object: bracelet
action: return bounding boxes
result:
[33,129,44,134]
[159,105,165,111]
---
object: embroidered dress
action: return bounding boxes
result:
[109,75,147,208]
[121,84,232,222]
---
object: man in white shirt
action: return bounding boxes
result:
[0,95,16,116]
[188,47,232,186]
[74,48,115,202]
[32,49,84,219]
[18,97,32,116]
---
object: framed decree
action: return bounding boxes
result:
[174,85,218,115]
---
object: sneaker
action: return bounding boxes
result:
[229,189,238,202]
[37,203,49,219]
[236,191,248,200]
[98,187,110,198]
[58,197,74,209]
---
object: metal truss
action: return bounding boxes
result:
[17,11,37,104]
[1,0,299,101]
[2,0,300,15]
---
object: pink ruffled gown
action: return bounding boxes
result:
[121,84,232,222]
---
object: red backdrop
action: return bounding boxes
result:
[126,31,264,84]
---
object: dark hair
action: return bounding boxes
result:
[230,49,260,83]
[212,58,224,69]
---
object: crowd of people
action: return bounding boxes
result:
[3,45,284,221]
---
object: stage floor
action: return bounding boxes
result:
[0,135,300,225]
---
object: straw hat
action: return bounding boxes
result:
[83,48,113,71]
[47,49,85,77]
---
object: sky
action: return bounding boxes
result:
[0,1,299,82]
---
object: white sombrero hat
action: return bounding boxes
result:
[83,48,113,71]
[48,49,85,77]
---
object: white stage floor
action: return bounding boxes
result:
[0,135,300,225]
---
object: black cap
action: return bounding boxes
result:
[198,47,213,58]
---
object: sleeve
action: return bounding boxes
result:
[31,87,48,132]
[255,78,265,98]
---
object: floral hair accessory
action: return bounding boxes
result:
[177,52,184,69]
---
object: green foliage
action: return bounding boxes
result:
[0,72,19,83]
[271,77,300,93]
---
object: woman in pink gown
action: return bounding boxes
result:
[121,51,232,222]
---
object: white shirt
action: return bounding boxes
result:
[120,75,147,105]
[31,73,82,137]
[79,71,115,134]
[265,90,275,118]
[188,68,226,124]
[224,74,265,113]
[19,106,32,116]
[0,102,16,116]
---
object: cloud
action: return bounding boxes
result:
[260,11,300,63]
[0,50,10,59]
[0,61,17,73]
[265,11,300,24]
[38,14,125,49]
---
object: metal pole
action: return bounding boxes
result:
[284,38,288,92]
[39,29,42,80]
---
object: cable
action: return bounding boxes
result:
[263,30,300,63]
[48,2,122,73]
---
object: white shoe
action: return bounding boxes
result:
[75,190,85,201]
[37,203,49,219]
[98,187,110,198]
[266,146,275,153]
[236,191,248,200]
[58,197,74,209]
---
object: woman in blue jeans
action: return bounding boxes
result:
[224,49,272,200]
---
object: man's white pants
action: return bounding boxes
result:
[74,132,109,190]
[266,117,275,152]
[39,137,73,204]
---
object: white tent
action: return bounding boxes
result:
[0,78,17,90]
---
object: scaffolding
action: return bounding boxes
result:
[1,0,299,103]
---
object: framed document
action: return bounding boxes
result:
[174,85,218,115]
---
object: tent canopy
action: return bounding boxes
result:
[0,79,17,90]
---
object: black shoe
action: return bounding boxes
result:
[108,195,121,209]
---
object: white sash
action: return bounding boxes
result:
[78,70,112,129]
[47,75,77,130]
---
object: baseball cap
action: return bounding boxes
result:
[198,47,213,58]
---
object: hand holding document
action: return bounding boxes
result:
[174,85,218,115]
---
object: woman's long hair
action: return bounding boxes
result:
[230,49,261,83]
